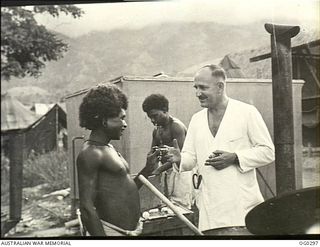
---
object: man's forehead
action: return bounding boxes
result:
[148,109,162,115]
[194,67,220,82]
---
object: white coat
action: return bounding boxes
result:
[177,98,275,231]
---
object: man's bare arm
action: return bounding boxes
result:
[77,151,105,236]
[151,129,157,150]
[134,148,159,188]
[171,122,186,150]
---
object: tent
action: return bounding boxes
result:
[219,55,245,78]
[1,93,67,155]
[1,93,67,236]
[1,93,38,132]
[177,55,245,78]
[1,93,39,235]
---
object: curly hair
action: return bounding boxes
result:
[142,94,169,113]
[79,84,128,130]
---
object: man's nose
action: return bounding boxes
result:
[123,120,127,128]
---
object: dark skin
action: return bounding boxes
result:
[146,109,187,173]
[147,110,187,149]
[77,109,159,236]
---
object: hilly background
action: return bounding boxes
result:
[2,20,319,105]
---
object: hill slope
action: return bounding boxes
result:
[3,21,318,104]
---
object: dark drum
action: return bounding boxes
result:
[203,226,252,236]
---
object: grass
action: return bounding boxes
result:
[23,149,70,191]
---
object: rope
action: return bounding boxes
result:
[256,168,276,197]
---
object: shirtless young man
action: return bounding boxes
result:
[142,94,193,208]
[77,84,159,236]
[142,94,187,153]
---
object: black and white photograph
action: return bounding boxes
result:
[1,0,319,241]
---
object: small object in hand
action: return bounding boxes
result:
[208,154,215,159]
[153,146,169,160]
[213,151,222,156]
[205,152,217,166]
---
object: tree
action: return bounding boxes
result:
[1,5,83,81]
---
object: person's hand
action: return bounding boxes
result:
[146,148,160,173]
[164,139,181,165]
[152,162,172,175]
[152,145,170,162]
[204,150,238,170]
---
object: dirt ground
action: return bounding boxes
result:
[2,184,72,237]
[2,155,319,237]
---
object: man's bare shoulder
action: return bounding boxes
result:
[77,144,107,169]
[77,143,127,174]
[171,117,187,132]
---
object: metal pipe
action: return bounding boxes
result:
[71,136,84,218]
[265,23,300,195]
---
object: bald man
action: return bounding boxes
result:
[166,65,275,231]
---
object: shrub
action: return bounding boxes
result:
[23,150,70,191]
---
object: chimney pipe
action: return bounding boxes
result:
[265,23,300,195]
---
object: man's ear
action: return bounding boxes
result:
[102,117,108,128]
[217,81,225,89]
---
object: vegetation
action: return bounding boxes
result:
[23,150,70,191]
[6,21,318,102]
[1,5,83,81]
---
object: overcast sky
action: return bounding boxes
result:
[37,0,319,37]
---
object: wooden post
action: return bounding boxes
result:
[265,23,300,195]
[56,105,59,149]
[307,142,312,158]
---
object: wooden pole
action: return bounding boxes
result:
[265,23,300,195]
[9,132,23,221]
[55,105,59,149]
[138,175,203,236]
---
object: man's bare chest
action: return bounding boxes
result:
[100,147,130,174]
[208,112,225,137]
[154,127,173,146]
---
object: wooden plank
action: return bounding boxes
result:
[250,53,271,62]
[250,39,320,63]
